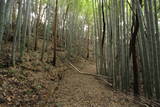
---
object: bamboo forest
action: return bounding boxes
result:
[0,0,160,106]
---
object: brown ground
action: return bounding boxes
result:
[0,56,145,107]
[0,40,146,107]
[53,61,144,107]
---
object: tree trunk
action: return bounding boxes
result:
[130,0,142,96]
[87,25,90,58]
[20,0,30,58]
[52,0,58,66]
[0,0,6,51]
[12,0,22,66]
[34,0,42,51]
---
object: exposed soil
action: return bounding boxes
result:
[53,62,144,107]
[0,43,146,107]
[0,56,146,107]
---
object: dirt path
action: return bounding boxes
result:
[0,58,145,107]
[53,64,143,107]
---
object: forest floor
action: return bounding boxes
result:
[0,41,146,107]
[53,61,144,107]
[0,58,145,107]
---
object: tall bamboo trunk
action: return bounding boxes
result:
[52,0,58,66]
[0,0,6,51]
[34,0,42,51]
[12,0,22,66]
[130,0,142,96]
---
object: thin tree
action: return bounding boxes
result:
[52,0,58,66]
[0,0,6,51]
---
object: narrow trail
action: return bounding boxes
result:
[53,63,143,107]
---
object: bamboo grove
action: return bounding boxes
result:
[0,0,160,102]
[93,0,160,101]
[0,0,93,66]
